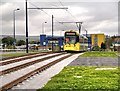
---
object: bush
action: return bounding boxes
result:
[6,45,14,49]
[16,40,25,46]
[92,46,100,51]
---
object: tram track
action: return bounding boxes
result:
[1,52,40,61]
[0,53,66,76]
[1,51,64,62]
[0,52,54,66]
[0,53,61,72]
[0,53,72,91]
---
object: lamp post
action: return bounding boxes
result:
[84,29,88,50]
[52,15,54,51]
[42,22,47,34]
[13,8,20,48]
[85,29,87,37]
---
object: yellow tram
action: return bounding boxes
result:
[63,30,88,52]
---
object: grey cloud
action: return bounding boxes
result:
[1,1,118,36]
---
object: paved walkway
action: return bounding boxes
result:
[68,57,119,66]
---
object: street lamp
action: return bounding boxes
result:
[42,22,47,34]
[13,8,20,48]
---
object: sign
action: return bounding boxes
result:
[43,42,46,46]
[48,41,58,43]
[65,32,76,35]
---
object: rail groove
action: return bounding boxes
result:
[0,54,72,91]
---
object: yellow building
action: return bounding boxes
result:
[91,34,105,48]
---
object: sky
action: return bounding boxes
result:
[0,0,119,37]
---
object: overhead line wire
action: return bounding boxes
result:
[29,2,69,29]
[58,0,80,30]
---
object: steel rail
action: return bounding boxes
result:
[0,53,66,76]
[1,51,64,61]
[0,52,53,66]
[1,52,39,61]
[0,54,72,91]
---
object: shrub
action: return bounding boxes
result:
[92,46,100,51]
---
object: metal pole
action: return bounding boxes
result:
[86,30,87,37]
[13,8,20,49]
[13,10,15,48]
[85,30,88,49]
[26,0,28,53]
[52,15,54,51]
[79,23,81,34]
[85,30,87,37]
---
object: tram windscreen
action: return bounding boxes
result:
[65,36,76,44]
[65,32,77,44]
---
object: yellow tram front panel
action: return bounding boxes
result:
[64,43,80,51]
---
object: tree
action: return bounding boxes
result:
[101,42,104,49]
[101,42,106,51]
[2,36,14,46]
[16,40,25,46]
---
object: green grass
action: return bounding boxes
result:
[1,50,51,57]
[79,51,117,57]
[40,66,119,90]
[117,52,120,56]
[1,53,26,57]
[0,52,39,57]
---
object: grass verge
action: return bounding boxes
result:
[79,51,117,57]
[0,52,39,57]
[39,66,119,90]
